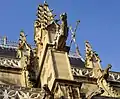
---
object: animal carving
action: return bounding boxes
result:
[54,13,69,49]
[101,64,112,80]
[91,63,120,98]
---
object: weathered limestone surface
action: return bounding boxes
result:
[0,1,120,99]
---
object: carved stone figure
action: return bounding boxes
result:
[90,63,120,98]
[60,13,68,37]
[53,13,69,50]
[17,31,28,58]
[17,31,37,87]
[84,41,120,98]
[101,64,112,80]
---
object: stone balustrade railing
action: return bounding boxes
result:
[0,57,20,68]
[0,84,42,99]
[71,67,120,82]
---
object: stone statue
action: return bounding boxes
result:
[17,31,37,87]
[53,13,69,50]
[60,13,68,38]
[17,31,27,58]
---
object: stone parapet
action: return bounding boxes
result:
[72,67,120,83]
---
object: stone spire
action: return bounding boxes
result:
[85,40,93,59]
[85,41,101,69]
[36,1,55,29]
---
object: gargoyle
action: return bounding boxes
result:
[102,64,112,80]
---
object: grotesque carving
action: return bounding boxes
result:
[90,63,120,98]
[84,41,120,98]
[101,64,112,81]
[53,13,68,50]
[60,13,68,38]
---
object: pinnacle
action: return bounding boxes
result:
[44,0,48,6]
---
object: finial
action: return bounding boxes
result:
[20,30,27,38]
[85,40,89,43]
[44,0,48,6]
[20,29,24,33]
[85,40,93,49]
[50,9,54,12]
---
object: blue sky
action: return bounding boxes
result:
[0,0,120,71]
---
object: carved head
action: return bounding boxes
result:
[60,13,67,21]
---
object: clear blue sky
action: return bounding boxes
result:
[0,0,120,71]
